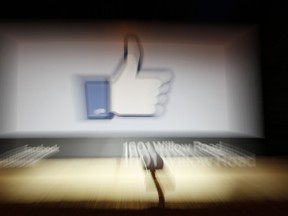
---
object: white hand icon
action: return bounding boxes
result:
[110,35,173,116]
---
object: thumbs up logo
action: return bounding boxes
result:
[84,35,173,119]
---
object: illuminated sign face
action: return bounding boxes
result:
[84,35,173,119]
[0,23,262,138]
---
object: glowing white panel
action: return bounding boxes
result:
[0,23,262,137]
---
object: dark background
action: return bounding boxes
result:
[1,1,287,156]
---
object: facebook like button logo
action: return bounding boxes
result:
[84,35,173,119]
